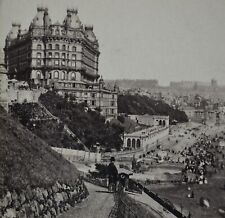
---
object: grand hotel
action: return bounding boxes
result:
[4,7,118,117]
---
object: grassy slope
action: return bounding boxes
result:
[0,106,79,196]
[39,91,124,150]
[118,94,188,123]
[31,120,84,150]
[10,103,83,150]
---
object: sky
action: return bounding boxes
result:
[0,0,225,86]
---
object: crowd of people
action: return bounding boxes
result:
[181,132,225,184]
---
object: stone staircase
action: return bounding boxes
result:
[37,102,58,121]
[63,124,90,152]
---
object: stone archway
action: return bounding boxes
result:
[159,120,162,125]
[136,139,141,148]
[127,138,131,148]
[132,139,136,149]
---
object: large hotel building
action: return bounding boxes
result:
[4,7,118,117]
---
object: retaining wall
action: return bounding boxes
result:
[52,147,102,163]
[0,179,88,218]
[8,89,42,104]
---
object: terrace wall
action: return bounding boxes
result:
[52,147,102,163]
[8,89,42,104]
[0,180,88,218]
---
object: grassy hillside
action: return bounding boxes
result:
[10,103,84,150]
[39,91,124,151]
[31,120,84,150]
[0,106,79,197]
[118,94,188,123]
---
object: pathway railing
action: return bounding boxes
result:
[83,173,187,218]
[130,179,187,218]
[115,185,156,218]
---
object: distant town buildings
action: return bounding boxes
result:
[106,79,158,90]
[4,7,118,117]
[211,79,218,90]
[170,81,197,90]
[169,80,213,90]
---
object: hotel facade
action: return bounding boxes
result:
[4,7,118,117]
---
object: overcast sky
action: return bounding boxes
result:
[0,0,225,86]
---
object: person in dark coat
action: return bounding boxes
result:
[107,157,118,192]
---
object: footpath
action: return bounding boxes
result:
[58,182,115,218]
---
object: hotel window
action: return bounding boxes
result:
[48,52,52,58]
[72,46,76,52]
[61,60,65,66]
[55,29,60,35]
[48,44,52,50]
[54,71,59,79]
[37,44,41,50]
[71,61,75,67]
[111,109,114,114]
[62,53,66,59]
[54,60,59,66]
[36,53,41,58]
[71,72,76,80]
[55,44,59,50]
[72,54,76,60]
[111,101,115,106]
[55,52,59,58]
[36,59,41,66]
[62,45,66,51]
[91,100,95,106]
[37,71,41,79]
[48,60,52,66]
[91,93,96,98]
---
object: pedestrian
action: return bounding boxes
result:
[107,157,118,192]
